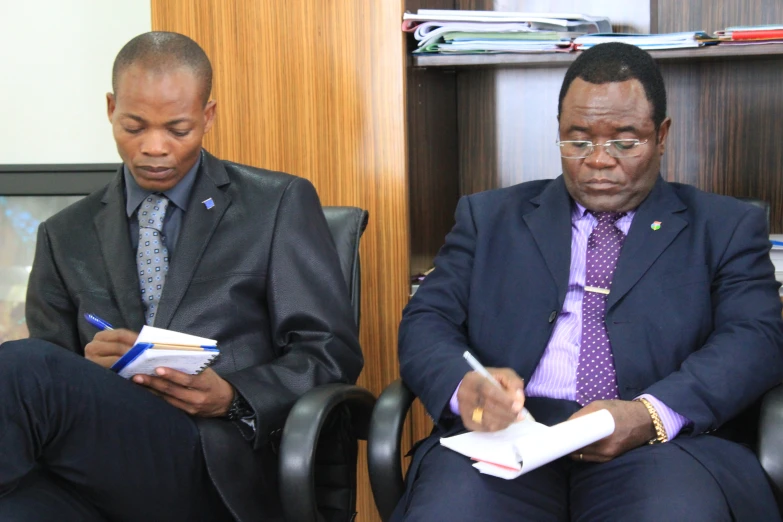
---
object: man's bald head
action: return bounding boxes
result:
[112,31,212,106]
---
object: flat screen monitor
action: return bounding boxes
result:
[0,164,118,344]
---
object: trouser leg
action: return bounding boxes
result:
[0,339,232,522]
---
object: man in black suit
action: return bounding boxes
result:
[395,43,783,521]
[0,31,362,521]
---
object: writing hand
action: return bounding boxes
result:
[568,400,656,463]
[85,328,138,369]
[132,367,235,418]
[458,367,526,432]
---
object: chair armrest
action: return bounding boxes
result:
[279,383,376,522]
[368,379,416,522]
[758,383,783,504]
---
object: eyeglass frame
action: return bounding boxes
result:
[555,138,650,159]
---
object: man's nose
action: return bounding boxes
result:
[140,130,169,156]
[583,144,617,169]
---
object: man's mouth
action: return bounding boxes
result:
[139,166,173,175]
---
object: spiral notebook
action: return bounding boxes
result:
[111,325,219,378]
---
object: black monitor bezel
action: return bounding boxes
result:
[0,164,120,195]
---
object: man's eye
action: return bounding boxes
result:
[124,128,143,134]
[572,141,590,149]
[613,140,637,150]
[171,130,190,137]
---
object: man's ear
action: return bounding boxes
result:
[106,93,116,122]
[203,99,217,134]
[657,117,672,155]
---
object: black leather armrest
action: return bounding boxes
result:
[758,383,783,506]
[368,379,416,522]
[279,383,376,522]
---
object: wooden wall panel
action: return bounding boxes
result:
[661,59,783,231]
[656,0,783,34]
[459,67,567,193]
[152,2,410,521]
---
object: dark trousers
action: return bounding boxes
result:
[0,339,233,522]
[395,397,781,522]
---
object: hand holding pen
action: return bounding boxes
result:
[459,351,533,432]
[83,313,136,369]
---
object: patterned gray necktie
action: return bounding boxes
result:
[136,195,170,325]
[576,211,626,406]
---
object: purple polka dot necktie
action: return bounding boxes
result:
[136,195,170,325]
[576,211,626,406]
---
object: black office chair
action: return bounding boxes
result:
[279,206,376,522]
[368,198,783,520]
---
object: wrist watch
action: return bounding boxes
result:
[227,390,253,421]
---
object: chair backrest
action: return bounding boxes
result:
[322,206,369,329]
[735,197,770,227]
[306,206,368,522]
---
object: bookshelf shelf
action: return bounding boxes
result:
[409,43,783,69]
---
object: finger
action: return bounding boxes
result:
[133,374,200,403]
[86,355,121,369]
[491,368,525,394]
[92,328,138,346]
[150,367,198,389]
[85,340,128,358]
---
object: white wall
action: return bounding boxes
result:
[0,0,151,164]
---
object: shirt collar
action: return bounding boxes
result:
[124,151,202,218]
[571,200,637,222]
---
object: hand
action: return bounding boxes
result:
[132,368,235,417]
[85,328,137,369]
[458,368,526,432]
[568,400,656,463]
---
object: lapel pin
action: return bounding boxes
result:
[202,198,215,210]
[651,221,662,231]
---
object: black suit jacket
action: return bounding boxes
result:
[399,176,783,519]
[26,150,364,521]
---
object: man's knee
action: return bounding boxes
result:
[0,339,75,377]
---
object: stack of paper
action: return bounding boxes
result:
[403,9,611,54]
[715,25,783,46]
[574,32,717,51]
[440,409,615,479]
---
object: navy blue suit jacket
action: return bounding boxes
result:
[399,175,783,518]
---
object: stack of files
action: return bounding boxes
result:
[403,9,611,54]
[715,25,783,45]
[440,409,615,479]
[574,32,717,51]
[770,235,783,293]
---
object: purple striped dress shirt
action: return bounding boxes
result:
[450,202,691,440]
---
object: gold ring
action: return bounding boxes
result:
[579,453,583,461]
[472,406,484,424]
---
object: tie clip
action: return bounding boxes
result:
[585,286,610,295]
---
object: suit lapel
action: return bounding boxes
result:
[94,170,146,330]
[608,177,687,309]
[523,176,573,306]
[154,152,232,329]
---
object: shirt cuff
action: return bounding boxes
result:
[449,380,463,416]
[637,394,692,440]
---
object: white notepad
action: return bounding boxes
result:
[440,409,615,479]
[110,325,219,378]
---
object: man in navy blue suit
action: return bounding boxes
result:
[395,42,783,521]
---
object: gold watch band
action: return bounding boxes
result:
[636,397,668,444]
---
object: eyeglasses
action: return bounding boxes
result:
[556,139,649,159]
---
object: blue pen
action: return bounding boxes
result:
[84,313,114,331]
